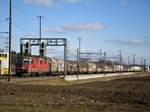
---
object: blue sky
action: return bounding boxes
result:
[0,0,150,64]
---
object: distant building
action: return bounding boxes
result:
[0,52,16,75]
[0,52,9,75]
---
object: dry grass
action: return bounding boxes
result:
[0,72,150,112]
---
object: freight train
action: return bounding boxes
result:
[0,52,144,76]
[16,55,144,76]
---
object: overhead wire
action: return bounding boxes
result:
[4,0,39,38]
[0,18,9,25]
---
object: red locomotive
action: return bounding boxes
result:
[16,56,51,76]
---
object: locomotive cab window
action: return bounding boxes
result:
[24,59,32,64]
[24,60,29,64]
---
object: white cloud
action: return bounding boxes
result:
[43,27,65,33]
[43,22,105,32]
[24,0,55,6]
[63,0,94,5]
[121,0,128,7]
[108,38,150,46]
[63,0,81,3]
[24,0,94,6]
[64,23,105,31]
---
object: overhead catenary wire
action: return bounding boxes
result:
[0,18,9,25]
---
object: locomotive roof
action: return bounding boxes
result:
[18,55,50,59]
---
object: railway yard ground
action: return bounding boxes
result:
[0,72,150,112]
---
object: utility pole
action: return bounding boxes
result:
[37,16,43,39]
[128,56,130,71]
[77,37,81,78]
[144,58,146,72]
[78,37,81,61]
[132,54,136,71]
[104,51,106,75]
[37,16,43,57]
[140,57,143,66]
[76,48,79,78]
[128,56,130,65]
[133,54,136,65]
[77,48,79,62]
[99,49,102,62]
[119,50,122,72]
[64,40,67,78]
[8,0,12,82]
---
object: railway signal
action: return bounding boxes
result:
[25,42,29,48]
[20,38,67,78]
[8,0,12,82]
[24,42,31,56]
[40,42,45,57]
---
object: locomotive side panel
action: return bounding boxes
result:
[16,56,50,76]
[29,57,50,73]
